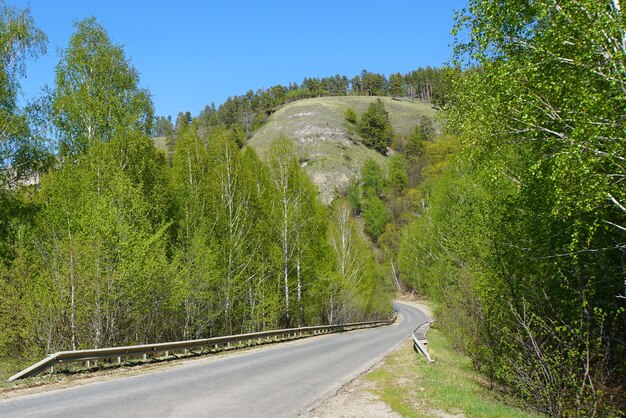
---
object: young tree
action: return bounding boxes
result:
[343,107,357,125]
[388,155,408,196]
[18,137,171,353]
[326,200,391,323]
[170,126,216,338]
[360,158,386,198]
[207,129,265,333]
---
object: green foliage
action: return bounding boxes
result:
[418,115,434,140]
[0,10,394,380]
[388,72,405,97]
[267,137,332,327]
[321,200,392,323]
[405,125,426,159]
[358,98,394,154]
[346,177,362,215]
[367,334,540,417]
[398,1,626,415]
[388,155,407,196]
[0,3,48,261]
[362,195,388,239]
[52,17,153,156]
[9,135,172,354]
[343,107,357,125]
[360,158,386,198]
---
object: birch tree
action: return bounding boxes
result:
[170,126,218,339]
[267,138,323,327]
[208,129,264,334]
[52,17,153,157]
[0,3,47,261]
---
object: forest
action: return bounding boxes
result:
[1,1,625,416]
[0,10,396,377]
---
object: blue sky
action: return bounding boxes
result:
[8,0,462,118]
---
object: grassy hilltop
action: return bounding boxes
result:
[247,96,435,203]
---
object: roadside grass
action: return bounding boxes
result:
[366,329,543,418]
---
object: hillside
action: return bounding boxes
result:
[246,96,435,203]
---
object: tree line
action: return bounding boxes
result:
[153,66,453,146]
[0,8,392,377]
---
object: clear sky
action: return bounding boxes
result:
[7,0,462,119]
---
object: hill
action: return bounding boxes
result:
[246,96,435,203]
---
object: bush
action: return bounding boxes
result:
[343,107,357,125]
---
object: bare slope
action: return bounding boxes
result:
[247,96,435,203]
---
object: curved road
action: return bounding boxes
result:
[0,302,428,417]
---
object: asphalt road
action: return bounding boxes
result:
[0,301,428,417]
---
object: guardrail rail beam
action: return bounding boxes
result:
[8,314,397,382]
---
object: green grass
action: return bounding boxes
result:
[247,96,434,203]
[366,329,544,418]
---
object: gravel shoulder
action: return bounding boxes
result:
[302,351,402,418]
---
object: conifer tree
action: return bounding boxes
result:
[358,98,394,154]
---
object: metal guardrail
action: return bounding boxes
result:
[8,315,397,382]
[412,319,434,362]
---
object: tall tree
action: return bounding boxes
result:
[170,126,216,338]
[389,72,405,97]
[0,3,47,260]
[267,138,323,327]
[207,129,265,333]
[52,17,153,156]
[13,137,171,355]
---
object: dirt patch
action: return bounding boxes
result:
[289,111,316,119]
[302,368,400,418]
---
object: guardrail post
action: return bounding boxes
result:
[117,356,121,365]
[413,320,435,363]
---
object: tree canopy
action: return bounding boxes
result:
[53,17,153,156]
[358,98,394,154]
